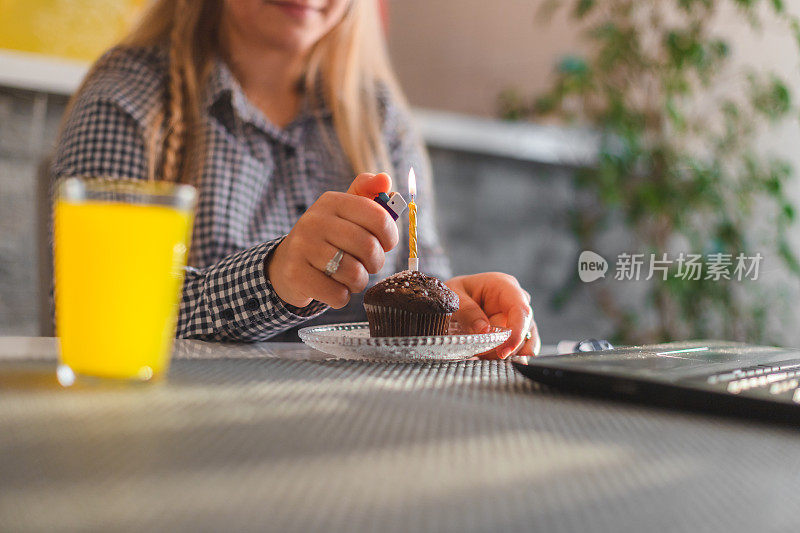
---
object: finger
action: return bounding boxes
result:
[324,217,385,273]
[346,172,392,198]
[475,312,514,360]
[334,197,399,252]
[313,192,399,252]
[514,318,541,357]
[309,244,369,294]
[476,348,504,360]
[531,320,542,355]
[329,253,369,294]
[301,259,352,309]
[452,291,491,333]
[498,304,532,359]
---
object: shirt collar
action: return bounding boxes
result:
[203,57,236,111]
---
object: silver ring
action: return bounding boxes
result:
[324,249,344,277]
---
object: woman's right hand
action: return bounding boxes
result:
[267,173,399,309]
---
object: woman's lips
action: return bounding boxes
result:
[265,1,322,19]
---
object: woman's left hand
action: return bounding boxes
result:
[446,273,540,359]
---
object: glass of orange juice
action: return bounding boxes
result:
[53,177,196,385]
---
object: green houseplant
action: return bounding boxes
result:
[500,0,800,344]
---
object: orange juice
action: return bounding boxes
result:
[54,200,192,380]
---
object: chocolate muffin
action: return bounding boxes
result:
[363,270,459,337]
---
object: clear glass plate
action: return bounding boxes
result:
[298,322,511,362]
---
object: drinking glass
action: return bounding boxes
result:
[53,177,196,384]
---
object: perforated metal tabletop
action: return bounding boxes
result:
[2,337,800,532]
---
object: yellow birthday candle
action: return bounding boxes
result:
[408,167,418,271]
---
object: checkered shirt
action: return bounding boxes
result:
[51,46,451,342]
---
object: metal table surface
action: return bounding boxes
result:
[2,337,800,532]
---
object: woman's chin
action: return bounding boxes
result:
[262,32,320,55]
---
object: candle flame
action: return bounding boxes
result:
[408,167,416,197]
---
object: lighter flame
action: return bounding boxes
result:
[408,167,416,197]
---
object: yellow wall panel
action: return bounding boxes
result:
[0,0,147,61]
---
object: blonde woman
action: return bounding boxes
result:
[53,0,540,358]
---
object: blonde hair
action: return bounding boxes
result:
[111,0,408,184]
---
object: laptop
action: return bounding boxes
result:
[513,341,800,424]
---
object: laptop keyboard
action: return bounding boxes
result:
[705,359,800,399]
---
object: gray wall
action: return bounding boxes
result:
[0,87,67,336]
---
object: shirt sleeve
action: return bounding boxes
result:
[51,92,328,342]
[382,96,453,281]
[177,238,327,341]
